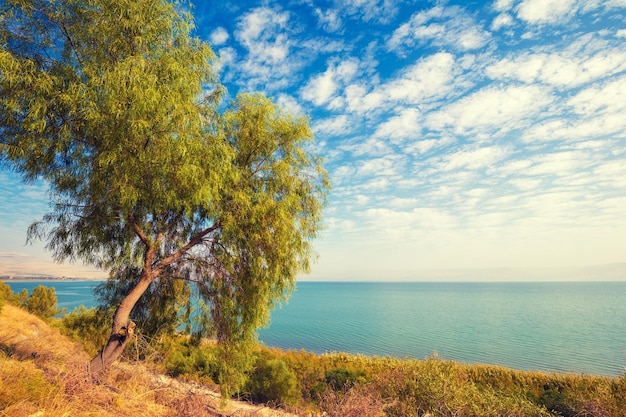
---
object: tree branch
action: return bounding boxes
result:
[155,222,221,273]
[128,212,150,248]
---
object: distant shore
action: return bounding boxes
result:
[0,276,101,282]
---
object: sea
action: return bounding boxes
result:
[5,280,626,377]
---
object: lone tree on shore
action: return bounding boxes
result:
[0,0,328,392]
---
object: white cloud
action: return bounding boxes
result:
[315,7,343,32]
[343,83,385,114]
[405,137,453,154]
[373,108,421,141]
[493,0,515,12]
[486,40,626,87]
[342,136,393,157]
[606,0,626,8]
[523,115,626,144]
[525,151,595,176]
[340,52,457,115]
[313,114,355,136]
[300,58,361,106]
[426,85,553,136]
[509,178,542,190]
[388,197,419,208]
[341,0,400,24]
[228,7,317,91]
[360,177,392,191]
[357,155,406,176]
[491,13,514,31]
[387,6,490,55]
[333,165,356,180]
[438,146,511,171]
[361,207,458,234]
[215,47,236,74]
[568,75,626,116]
[516,0,579,24]
[236,7,289,48]
[384,52,457,104]
[523,75,626,142]
[209,27,229,46]
[355,194,370,205]
[276,93,305,116]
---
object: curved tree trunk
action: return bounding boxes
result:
[89,272,154,375]
[88,218,218,375]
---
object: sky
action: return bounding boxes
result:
[1,0,626,281]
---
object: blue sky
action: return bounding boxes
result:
[2,0,626,280]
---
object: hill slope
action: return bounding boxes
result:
[0,304,293,417]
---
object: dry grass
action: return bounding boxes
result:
[0,304,296,417]
[318,384,388,417]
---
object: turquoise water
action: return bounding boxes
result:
[6,280,626,376]
[6,280,101,311]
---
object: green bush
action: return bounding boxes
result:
[0,281,18,309]
[159,336,217,381]
[24,285,65,319]
[59,306,112,356]
[325,367,366,390]
[245,357,298,406]
[164,346,213,377]
[165,350,195,377]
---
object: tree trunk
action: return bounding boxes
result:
[89,272,153,375]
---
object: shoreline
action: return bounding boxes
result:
[1,277,103,282]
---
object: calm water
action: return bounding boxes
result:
[6,280,626,376]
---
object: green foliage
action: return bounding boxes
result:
[23,285,65,319]
[245,356,298,406]
[0,281,18,309]
[19,288,28,305]
[158,335,216,381]
[325,367,367,390]
[59,305,113,356]
[280,349,328,402]
[235,348,626,416]
[164,346,213,378]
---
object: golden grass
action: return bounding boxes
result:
[0,304,297,417]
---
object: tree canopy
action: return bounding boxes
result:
[0,0,329,392]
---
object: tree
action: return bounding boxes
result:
[0,0,329,392]
[0,281,18,310]
[24,285,65,319]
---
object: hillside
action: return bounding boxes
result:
[0,304,294,417]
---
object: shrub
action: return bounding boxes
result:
[60,306,113,356]
[24,285,65,319]
[165,350,196,377]
[0,281,18,309]
[245,357,298,406]
[279,348,327,401]
[325,367,366,390]
[160,336,216,381]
